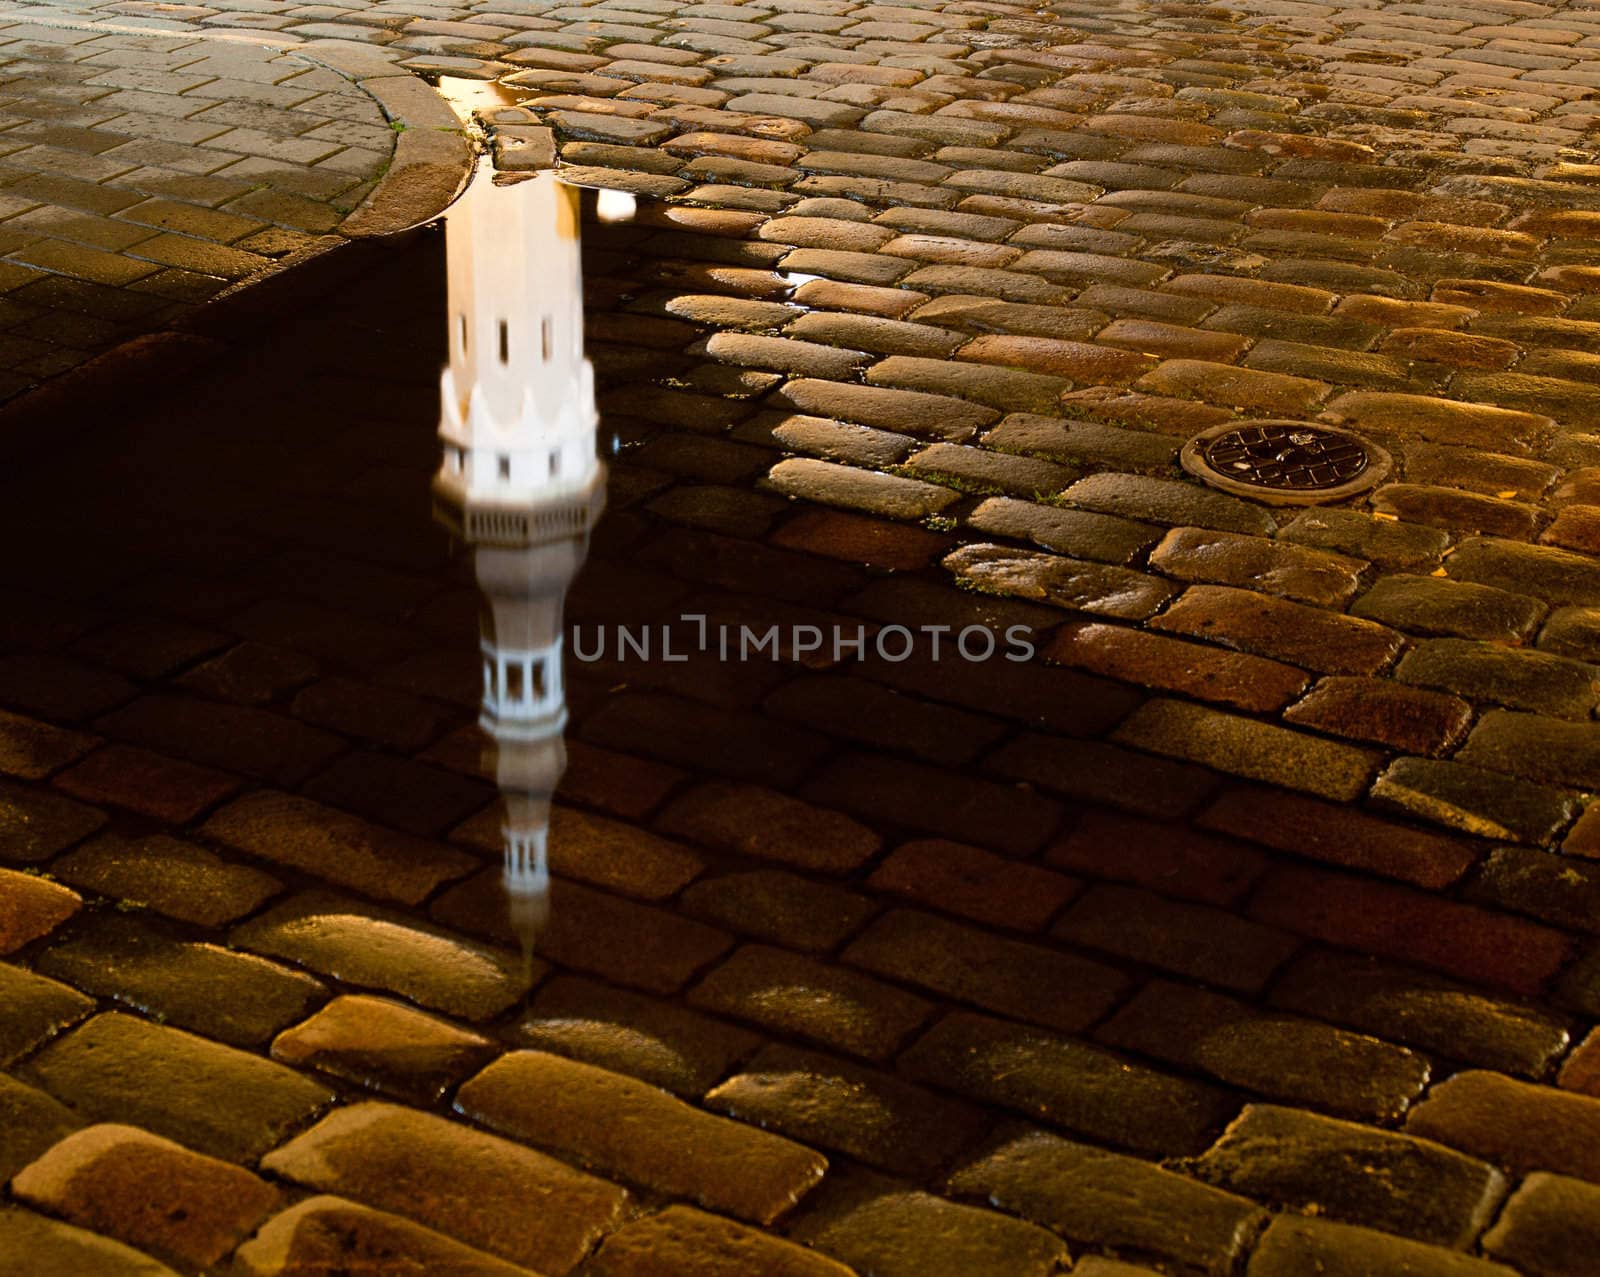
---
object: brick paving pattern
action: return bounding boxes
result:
[3,0,1600,1270]
[0,22,416,400]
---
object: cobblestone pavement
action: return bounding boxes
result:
[6,0,1600,1272]
[0,17,475,401]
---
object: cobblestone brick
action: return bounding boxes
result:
[0,1072,84,1184]
[1351,574,1546,642]
[845,907,1128,1033]
[1375,483,1542,541]
[1187,1103,1504,1248]
[263,1101,628,1273]
[204,791,475,907]
[581,691,830,787]
[0,779,107,866]
[462,1047,832,1227]
[1408,1070,1600,1184]
[1323,391,1556,455]
[1046,808,1265,906]
[1270,946,1569,1079]
[1282,676,1471,757]
[94,694,344,786]
[38,912,324,1048]
[1277,507,1449,573]
[1374,758,1581,846]
[942,542,1177,620]
[233,1196,532,1277]
[235,890,533,1021]
[51,833,280,927]
[900,1011,1236,1157]
[1151,584,1404,676]
[868,837,1077,932]
[0,709,96,781]
[965,496,1161,566]
[768,377,997,439]
[1449,537,1600,608]
[0,868,82,955]
[657,779,881,874]
[690,942,932,1061]
[766,456,960,520]
[270,994,496,1105]
[681,867,873,952]
[0,961,93,1068]
[987,731,1218,822]
[1063,473,1275,536]
[1056,882,1298,994]
[1098,979,1430,1122]
[1149,527,1366,606]
[1247,1215,1515,1277]
[902,442,1077,499]
[1135,358,1330,413]
[949,1127,1263,1275]
[11,1123,279,1269]
[1250,865,1571,997]
[1396,638,1599,720]
[983,413,1179,474]
[1468,846,1600,933]
[707,1043,987,1178]
[26,1011,333,1163]
[1114,699,1380,802]
[587,1205,854,1277]
[1481,1172,1600,1277]
[790,1170,1068,1277]
[1560,1030,1600,1098]
[51,742,240,825]
[512,972,757,1097]
[1046,621,1307,713]
[0,1209,178,1277]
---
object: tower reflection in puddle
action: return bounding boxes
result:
[431,168,606,965]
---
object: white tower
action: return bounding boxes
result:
[434,170,605,964]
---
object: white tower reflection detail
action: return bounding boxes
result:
[433,170,605,961]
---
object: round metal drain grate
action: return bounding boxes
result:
[1181,420,1391,506]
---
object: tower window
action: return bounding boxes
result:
[541,317,552,362]
[506,662,524,701]
[498,455,511,479]
[548,450,559,477]
[498,320,509,364]
[458,314,467,356]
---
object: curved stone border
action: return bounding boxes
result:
[0,18,477,242]
[1180,421,1393,508]
[299,40,477,238]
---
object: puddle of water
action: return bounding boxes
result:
[433,75,529,127]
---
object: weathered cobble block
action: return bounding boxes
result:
[458,1050,826,1224]
[1186,1104,1504,1248]
[263,1101,628,1273]
[900,1011,1237,1157]
[950,1128,1263,1275]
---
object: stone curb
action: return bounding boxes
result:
[300,42,477,238]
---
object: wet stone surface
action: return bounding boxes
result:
[7,3,1600,1266]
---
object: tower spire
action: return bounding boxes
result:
[433,170,605,968]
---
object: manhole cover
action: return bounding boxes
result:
[1181,420,1391,506]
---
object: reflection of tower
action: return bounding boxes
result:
[433,170,605,963]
